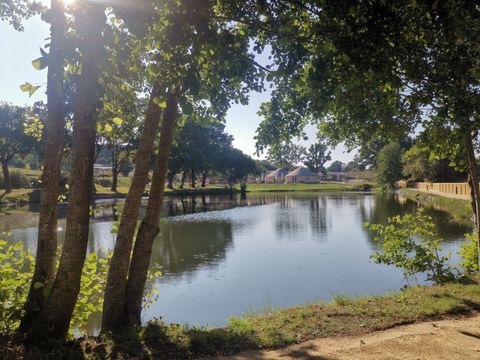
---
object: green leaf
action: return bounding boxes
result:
[105,123,113,132]
[112,117,123,126]
[153,97,167,109]
[20,82,41,97]
[32,57,48,70]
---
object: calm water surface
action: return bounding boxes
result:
[0,192,471,328]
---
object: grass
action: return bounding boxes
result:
[5,277,480,359]
[245,182,376,193]
[401,189,472,227]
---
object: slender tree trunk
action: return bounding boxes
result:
[167,171,174,189]
[201,169,207,188]
[102,82,163,330]
[179,171,186,189]
[111,165,119,192]
[124,93,178,326]
[1,159,11,194]
[20,0,66,332]
[467,173,477,227]
[28,4,105,341]
[464,132,480,270]
[191,169,196,188]
[110,145,119,192]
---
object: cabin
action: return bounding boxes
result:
[265,169,287,183]
[285,167,319,183]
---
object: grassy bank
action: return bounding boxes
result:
[4,277,480,359]
[246,182,375,193]
[401,189,472,227]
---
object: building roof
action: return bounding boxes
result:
[265,169,286,178]
[286,167,317,177]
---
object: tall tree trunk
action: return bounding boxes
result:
[28,3,105,341]
[1,159,11,194]
[191,169,196,188]
[110,145,119,192]
[124,93,177,327]
[201,169,207,188]
[167,171,174,189]
[20,0,66,332]
[179,171,186,189]
[464,132,480,270]
[102,83,163,330]
[111,165,119,192]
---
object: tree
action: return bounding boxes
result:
[0,103,34,194]
[327,160,344,173]
[402,144,465,183]
[344,160,359,172]
[303,142,331,174]
[376,143,403,188]
[20,0,68,332]
[103,0,264,331]
[267,142,305,170]
[168,118,233,188]
[221,148,256,185]
[29,1,107,341]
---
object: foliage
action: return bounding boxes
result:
[303,142,331,174]
[402,145,465,183]
[327,160,345,173]
[0,234,35,334]
[221,148,256,185]
[0,235,159,336]
[458,233,479,274]
[0,0,40,31]
[0,170,30,189]
[267,142,305,170]
[0,103,37,164]
[70,251,110,335]
[376,142,403,188]
[366,209,457,284]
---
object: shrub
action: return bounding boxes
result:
[458,233,479,274]
[0,234,160,336]
[366,209,457,284]
[0,234,35,334]
[0,170,30,189]
[96,177,112,187]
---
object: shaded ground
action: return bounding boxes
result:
[222,315,480,360]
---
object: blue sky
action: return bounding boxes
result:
[0,10,355,164]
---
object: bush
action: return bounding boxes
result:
[367,209,480,284]
[0,232,161,336]
[0,170,31,189]
[0,234,35,334]
[458,233,479,274]
[366,209,456,284]
[96,177,112,187]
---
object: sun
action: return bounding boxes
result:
[63,0,76,5]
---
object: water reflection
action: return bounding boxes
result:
[152,219,234,279]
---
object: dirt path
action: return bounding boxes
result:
[220,316,480,360]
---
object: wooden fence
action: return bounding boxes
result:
[409,182,471,199]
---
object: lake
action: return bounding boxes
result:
[0,192,471,330]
